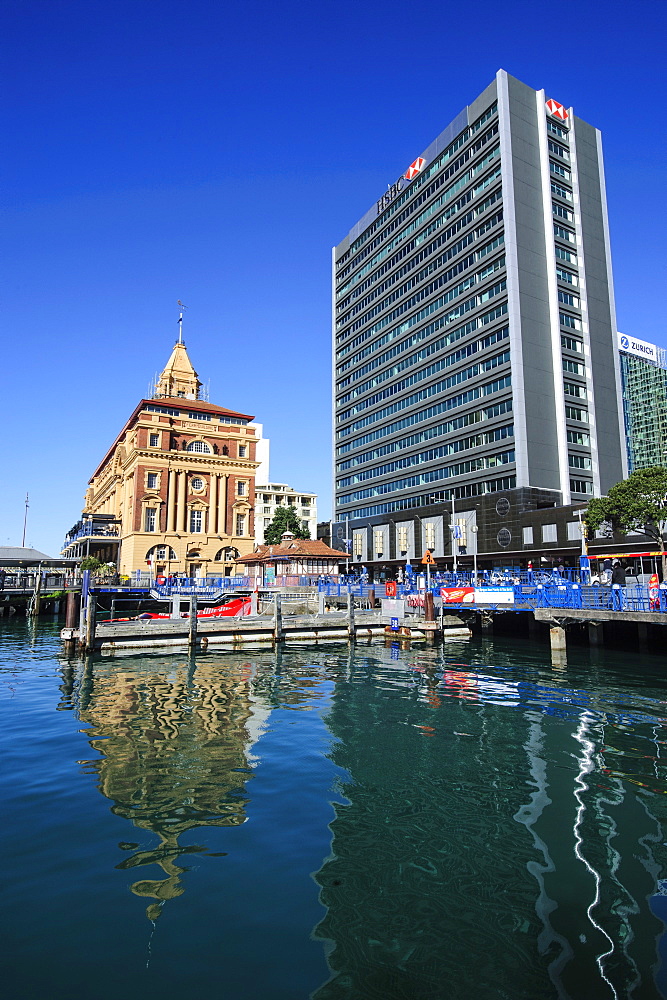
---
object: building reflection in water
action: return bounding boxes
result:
[68,653,270,920]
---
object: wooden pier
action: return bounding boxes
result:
[61,610,469,652]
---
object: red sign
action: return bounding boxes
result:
[649,573,660,610]
[440,587,474,604]
[546,98,569,121]
[405,157,426,180]
[385,581,397,597]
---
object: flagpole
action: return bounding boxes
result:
[451,495,457,574]
[22,493,29,547]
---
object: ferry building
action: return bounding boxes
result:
[62,337,258,578]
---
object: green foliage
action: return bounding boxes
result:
[79,556,102,572]
[263,506,310,545]
[586,467,667,553]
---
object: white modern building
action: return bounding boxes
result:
[254,483,318,543]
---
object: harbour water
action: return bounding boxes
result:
[2,617,667,999]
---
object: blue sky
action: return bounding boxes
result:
[2,0,665,554]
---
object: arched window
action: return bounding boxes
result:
[214,546,240,561]
[145,545,177,560]
[186,440,212,454]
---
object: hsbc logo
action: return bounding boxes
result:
[546,98,569,121]
[377,156,427,214]
[405,157,426,180]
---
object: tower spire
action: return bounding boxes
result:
[153,303,201,400]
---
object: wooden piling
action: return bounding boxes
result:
[188,596,198,647]
[65,591,80,629]
[84,593,96,652]
[274,593,283,642]
[347,590,356,639]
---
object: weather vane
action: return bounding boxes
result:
[177,300,188,343]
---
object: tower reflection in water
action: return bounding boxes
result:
[73,653,267,920]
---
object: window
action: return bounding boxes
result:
[564,381,586,398]
[571,479,593,495]
[566,521,581,541]
[239,445,247,457]
[189,510,203,533]
[522,526,533,545]
[397,527,408,552]
[302,508,311,516]
[186,440,212,453]
[567,430,590,446]
[547,120,569,140]
[236,514,246,536]
[549,160,570,180]
[264,518,271,527]
[237,481,246,496]
[556,266,577,286]
[147,473,158,489]
[554,223,576,244]
[263,506,271,513]
[563,359,585,375]
[560,313,581,331]
[542,523,557,543]
[565,405,588,422]
[353,533,364,556]
[144,508,157,532]
[558,289,580,308]
[149,433,160,447]
[551,180,572,202]
[561,335,583,353]
[555,246,577,265]
[188,411,211,421]
[553,202,574,222]
[548,140,569,160]
[569,454,592,469]
[191,477,204,490]
[424,523,436,550]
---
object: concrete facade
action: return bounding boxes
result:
[332,70,626,573]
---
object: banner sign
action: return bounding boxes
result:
[473,587,515,605]
[618,333,658,363]
[440,587,475,604]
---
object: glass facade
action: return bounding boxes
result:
[620,349,667,471]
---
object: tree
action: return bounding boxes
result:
[263,506,310,545]
[585,466,667,578]
[79,556,102,573]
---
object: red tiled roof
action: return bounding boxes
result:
[236,539,350,564]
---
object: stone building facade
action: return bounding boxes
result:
[62,340,258,577]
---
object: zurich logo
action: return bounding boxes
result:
[620,336,629,349]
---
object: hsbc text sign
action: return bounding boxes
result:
[377,157,426,214]
[618,333,658,363]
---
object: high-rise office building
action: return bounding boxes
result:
[618,333,667,472]
[331,70,626,571]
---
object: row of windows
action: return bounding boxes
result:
[145,404,181,416]
[561,334,583,353]
[340,187,503,313]
[338,145,502,297]
[556,266,577,286]
[554,222,576,244]
[338,375,512,449]
[550,160,570,181]
[337,227,505,341]
[568,454,592,469]
[338,104,498,272]
[337,424,514,487]
[339,126,501,286]
[144,508,248,534]
[546,119,569,141]
[339,347,510,435]
[551,180,572,203]
[558,289,580,308]
[187,411,211,421]
[338,450,515,506]
[570,479,593,495]
[338,269,506,367]
[339,347,510,423]
[564,380,586,399]
[338,325,508,407]
[548,139,569,161]
[339,476,517,520]
[337,399,513,463]
[553,202,574,223]
[563,358,585,376]
[336,398,512,460]
[336,173,502,305]
[560,312,582,331]
[555,245,577,266]
[147,434,247,458]
[336,209,503,332]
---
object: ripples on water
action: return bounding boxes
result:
[2,618,667,999]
